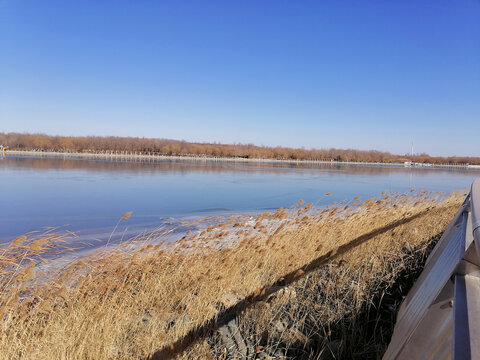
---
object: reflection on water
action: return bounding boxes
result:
[5,155,478,176]
[1,155,477,241]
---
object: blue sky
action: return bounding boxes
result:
[1,1,479,156]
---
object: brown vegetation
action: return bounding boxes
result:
[0,191,465,359]
[2,132,479,165]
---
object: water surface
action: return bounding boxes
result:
[1,155,477,242]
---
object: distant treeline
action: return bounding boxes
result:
[1,132,479,165]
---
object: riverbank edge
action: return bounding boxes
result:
[5,149,480,169]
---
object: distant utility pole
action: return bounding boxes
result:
[411,141,414,157]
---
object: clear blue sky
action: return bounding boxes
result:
[1,1,479,156]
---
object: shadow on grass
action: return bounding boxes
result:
[287,233,441,360]
[149,209,431,360]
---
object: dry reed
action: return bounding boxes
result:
[0,190,465,359]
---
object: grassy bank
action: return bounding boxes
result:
[0,191,464,359]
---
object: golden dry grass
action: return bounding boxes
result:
[0,190,465,359]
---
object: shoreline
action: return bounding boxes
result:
[1,189,464,359]
[5,149,480,170]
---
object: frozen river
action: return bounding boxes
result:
[1,154,478,243]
